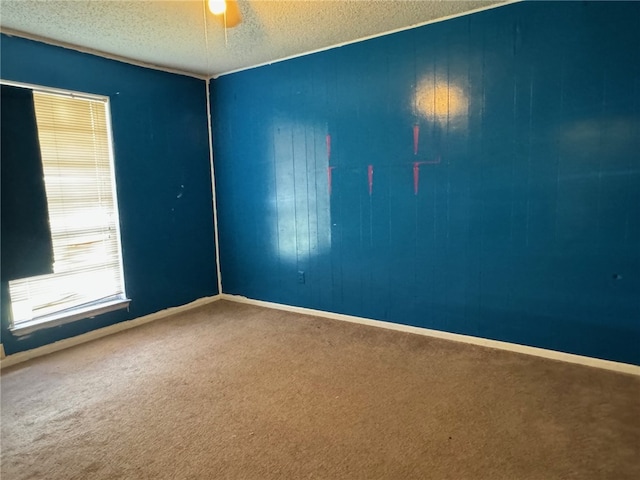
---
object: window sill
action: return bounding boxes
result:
[10,298,131,336]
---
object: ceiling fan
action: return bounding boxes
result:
[208,0,242,28]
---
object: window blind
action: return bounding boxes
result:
[9,91,127,327]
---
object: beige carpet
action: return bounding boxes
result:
[1,300,639,479]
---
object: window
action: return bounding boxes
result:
[8,87,129,333]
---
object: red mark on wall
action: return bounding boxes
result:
[413,124,420,156]
[413,157,441,195]
[327,134,334,195]
[368,165,374,196]
[327,166,336,195]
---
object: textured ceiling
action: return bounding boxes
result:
[0,0,509,78]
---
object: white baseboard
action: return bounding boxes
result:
[0,295,222,369]
[220,294,640,376]
[3,292,638,377]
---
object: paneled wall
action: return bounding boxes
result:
[212,1,640,364]
[1,35,218,354]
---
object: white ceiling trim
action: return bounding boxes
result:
[0,28,208,80]
[213,0,517,79]
[1,1,516,81]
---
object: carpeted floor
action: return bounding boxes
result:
[1,300,639,479]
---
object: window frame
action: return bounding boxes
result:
[1,79,130,335]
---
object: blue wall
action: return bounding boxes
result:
[1,35,218,354]
[211,1,640,365]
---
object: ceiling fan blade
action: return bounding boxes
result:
[225,0,242,28]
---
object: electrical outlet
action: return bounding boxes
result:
[297,271,305,284]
